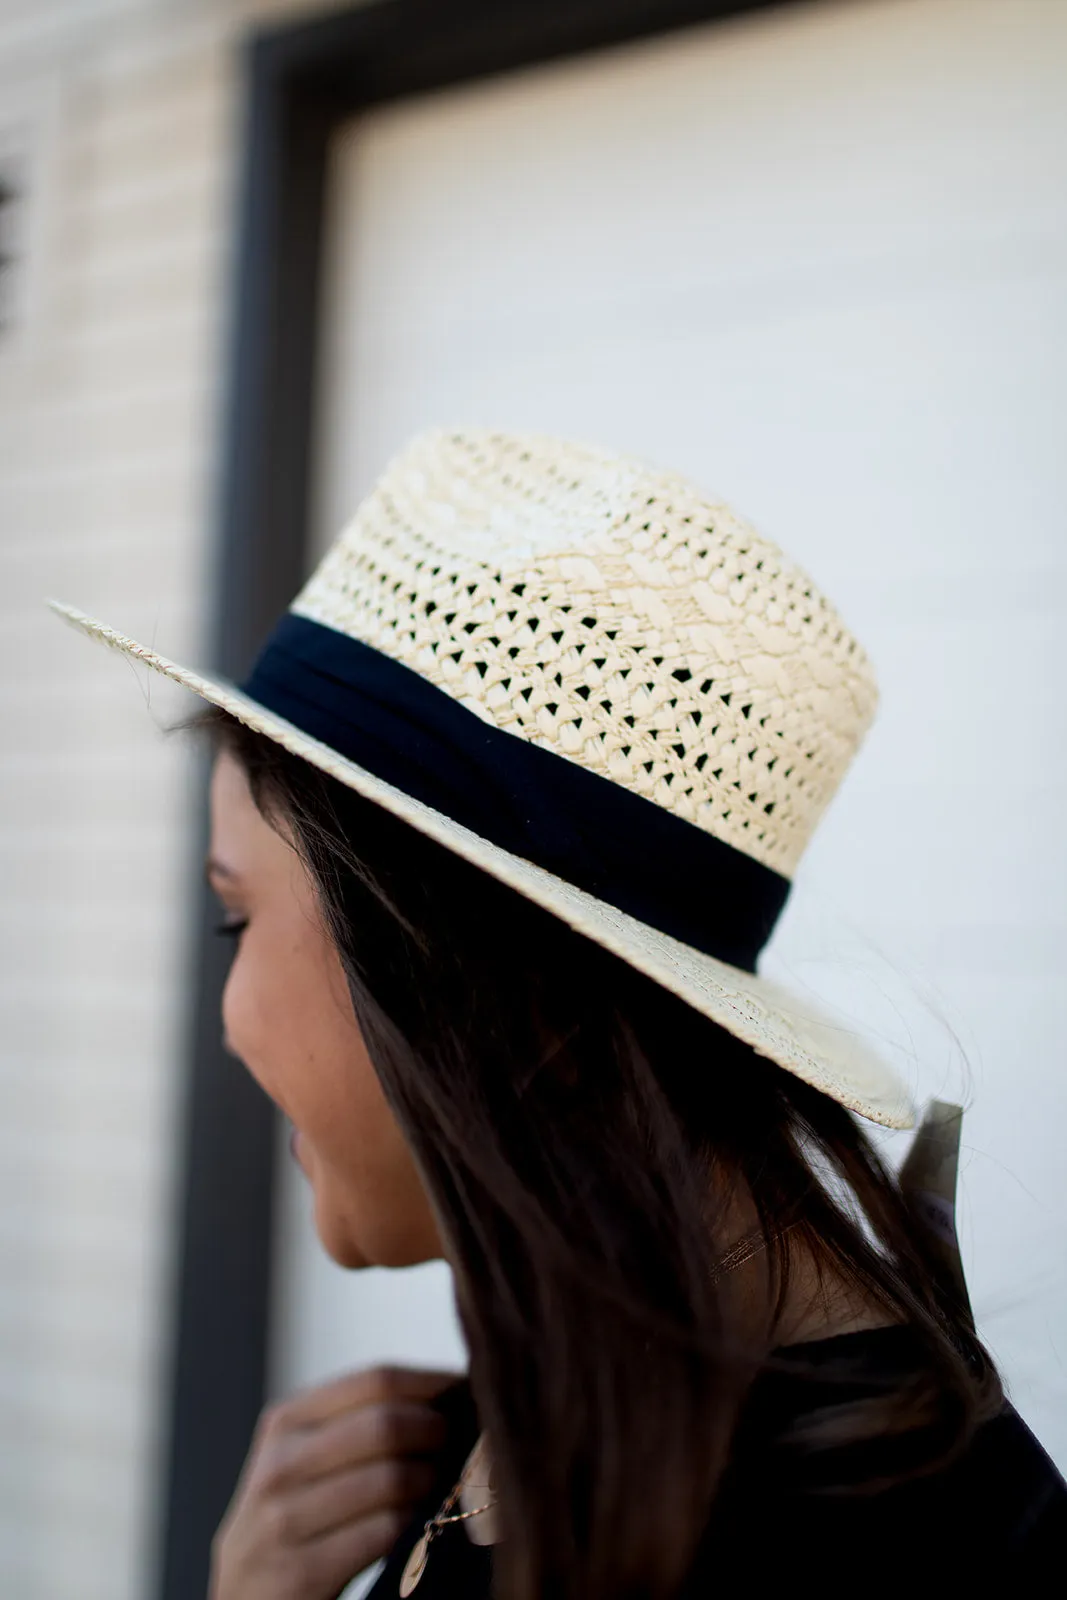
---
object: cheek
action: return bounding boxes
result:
[219,922,440,1266]
[301,1054,438,1266]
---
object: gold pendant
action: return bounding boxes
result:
[399,1530,430,1597]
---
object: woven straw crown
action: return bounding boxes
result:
[294,429,877,879]
[49,426,913,1126]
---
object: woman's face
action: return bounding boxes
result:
[206,748,443,1269]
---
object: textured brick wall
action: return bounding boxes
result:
[0,2,355,1594]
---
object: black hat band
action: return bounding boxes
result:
[242,613,790,974]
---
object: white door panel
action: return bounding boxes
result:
[272,0,1067,1466]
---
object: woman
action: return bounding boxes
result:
[54,431,1065,1598]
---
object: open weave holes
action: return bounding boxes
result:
[293,430,877,879]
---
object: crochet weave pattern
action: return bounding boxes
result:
[295,430,877,879]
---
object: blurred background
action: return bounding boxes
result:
[1,0,1065,1596]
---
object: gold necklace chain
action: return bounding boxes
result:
[398,1225,778,1595]
[398,1443,493,1596]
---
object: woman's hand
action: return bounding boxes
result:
[209,1365,459,1600]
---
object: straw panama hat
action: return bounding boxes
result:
[51,428,914,1130]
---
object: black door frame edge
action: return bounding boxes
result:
[158,2,804,1595]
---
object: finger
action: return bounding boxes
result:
[275,1366,463,1429]
[277,1455,438,1545]
[256,1401,448,1492]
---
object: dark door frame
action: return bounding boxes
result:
[159,2,806,1595]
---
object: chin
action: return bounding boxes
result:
[314,1203,430,1271]
[322,1233,374,1270]
[313,1203,372,1269]
[307,1159,445,1269]
[321,1219,445,1272]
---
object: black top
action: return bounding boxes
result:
[368,1327,1067,1597]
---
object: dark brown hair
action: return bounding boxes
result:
[204,708,999,1600]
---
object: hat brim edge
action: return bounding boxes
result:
[49,599,916,1131]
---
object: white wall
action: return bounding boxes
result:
[280,0,1067,1470]
[0,2,364,1596]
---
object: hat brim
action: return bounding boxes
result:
[51,600,915,1130]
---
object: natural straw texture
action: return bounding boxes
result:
[295,431,879,877]
[49,429,913,1129]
